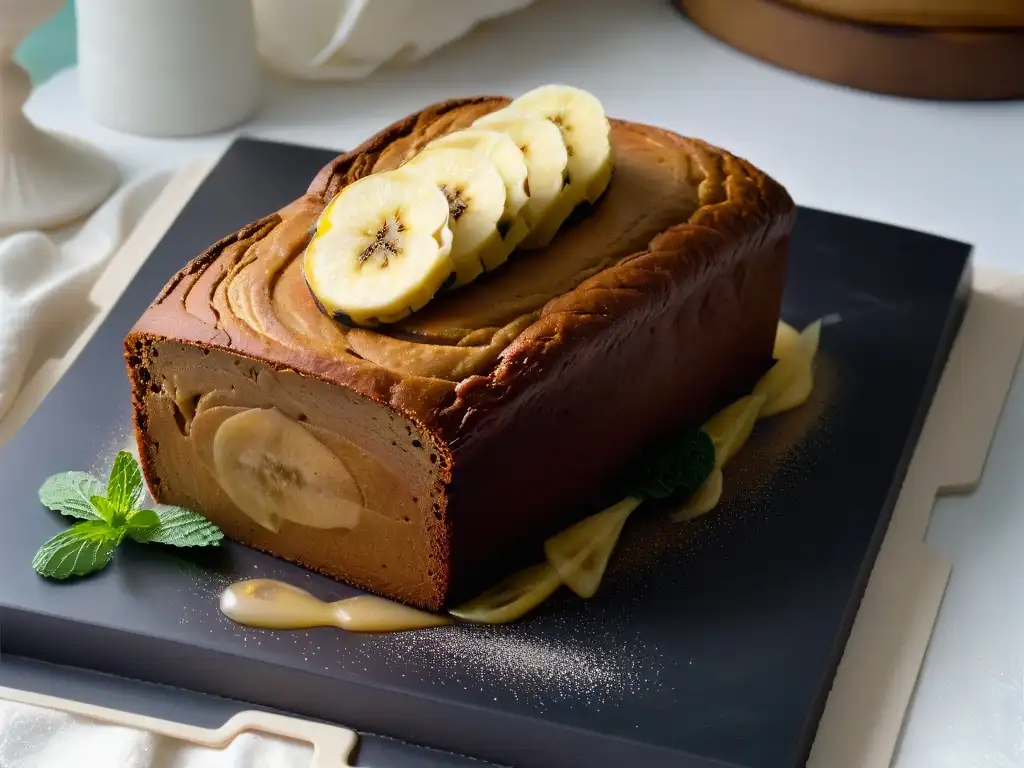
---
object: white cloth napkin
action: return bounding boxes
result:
[0,171,327,767]
[252,0,540,80]
[0,700,311,767]
[0,173,170,424]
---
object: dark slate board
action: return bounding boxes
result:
[0,138,971,768]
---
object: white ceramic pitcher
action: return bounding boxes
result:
[76,0,263,137]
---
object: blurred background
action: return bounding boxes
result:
[17,1,1024,94]
[13,0,76,85]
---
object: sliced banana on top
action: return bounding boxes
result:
[212,408,364,533]
[470,112,569,242]
[426,129,531,253]
[501,84,614,249]
[401,146,508,286]
[303,170,456,328]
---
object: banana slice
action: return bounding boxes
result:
[543,496,641,599]
[401,146,507,285]
[304,170,456,327]
[670,468,724,522]
[212,408,364,533]
[502,84,614,249]
[191,405,245,477]
[449,562,560,624]
[755,320,822,418]
[773,320,801,361]
[426,129,531,252]
[703,394,766,467]
[471,111,569,241]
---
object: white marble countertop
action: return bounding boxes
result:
[21,0,1024,765]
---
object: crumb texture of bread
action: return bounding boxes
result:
[125,96,796,609]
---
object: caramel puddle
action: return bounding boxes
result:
[220,579,451,633]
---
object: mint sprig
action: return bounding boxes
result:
[622,428,716,502]
[128,505,222,547]
[33,450,223,581]
[31,521,123,579]
[107,450,143,522]
[38,472,104,521]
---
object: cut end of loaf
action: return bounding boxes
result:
[125,333,452,610]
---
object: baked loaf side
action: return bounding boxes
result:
[125,97,796,610]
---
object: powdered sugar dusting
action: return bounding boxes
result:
[370,614,668,710]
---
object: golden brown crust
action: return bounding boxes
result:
[443,134,795,442]
[125,335,161,505]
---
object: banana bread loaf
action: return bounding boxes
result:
[124,96,796,610]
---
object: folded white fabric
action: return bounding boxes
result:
[0,173,170,424]
[0,699,311,767]
[252,0,540,80]
[0,171,326,767]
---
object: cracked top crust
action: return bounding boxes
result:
[130,96,796,444]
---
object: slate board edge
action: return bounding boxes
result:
[797,260,973,766]
[0,606,715,768]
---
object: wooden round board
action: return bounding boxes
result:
[676,0,1024,100]
[777,0,1024,28]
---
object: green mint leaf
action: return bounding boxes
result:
[32,520,123,580]
[38,471,104,520]
[624,428,716,501]
[129,506,223,548]
[90,495,120,526]
[107,450,144,516]
[126,508,160,530]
